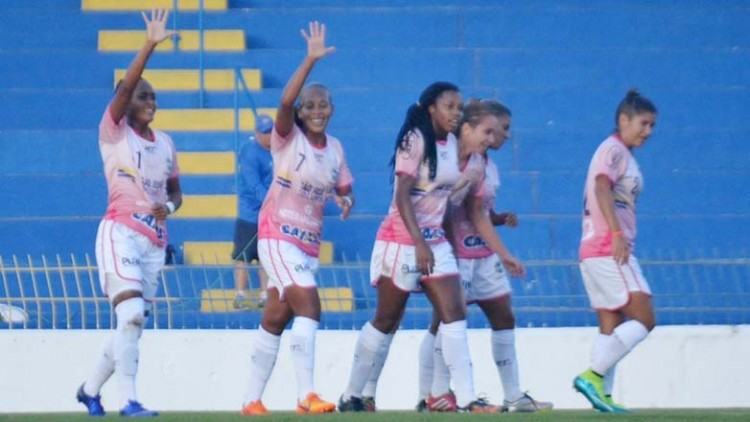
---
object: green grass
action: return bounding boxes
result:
[2,410,750,422]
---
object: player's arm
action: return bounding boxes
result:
[594,174,629,264]
[334,185,354,220]
[152,177,182,220]
[442,206,458,251]
[276,21,335,138]
[489,209,518,227]
[395,174,433,275]
[466,195,525,277]
[109,9,175,123]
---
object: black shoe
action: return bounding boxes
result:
[338,395,365,412]
[362,396,376,412]
[415,398,427,412]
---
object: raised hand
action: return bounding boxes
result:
[141,8,176,44]
[300,21,336,60]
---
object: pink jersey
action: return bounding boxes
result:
[258,124,353,257]
[376,130,461,245]
[579,135,643,259]
[99,106,179,247]
[450,158,498,259]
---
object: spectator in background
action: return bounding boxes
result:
[76,9,180,417]
[574,89,657,413]
[233,114,274,309]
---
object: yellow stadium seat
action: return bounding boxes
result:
[200,287,353,312]
[173,194,235,218]
[98,30,245,52]
[114,69,262,91]
[177,152,235,175]
[152,108,277,132]
[183,241,234,265]
[83,0,228,11]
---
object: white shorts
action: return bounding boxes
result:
[370,240,459,292]
[258,239,319,294]
[579,255,652,310]
[95,220,165,303]
[458,254,511,303]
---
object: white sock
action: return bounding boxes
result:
[492,329,522,402]
[343,322,388,399]
[244,326,280,404]
[113,298,145,406]
[290,316,319,401]
[417,331,435,400]
[431,330,451,397]
[439,320,475,407]
[604,365,617,396]
[362,332,393,398]
[84,336,115,396]
[591,320,649,374]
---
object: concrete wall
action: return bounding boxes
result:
[1,325,748,412]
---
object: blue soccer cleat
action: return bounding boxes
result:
[573,369,615,413]
[76,383,105,416]
[604,395,631,413]
[120,400,159,417]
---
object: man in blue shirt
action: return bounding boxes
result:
[233,114,274,308]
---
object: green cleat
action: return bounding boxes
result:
[604,395,630,413]
[573,369,615,413]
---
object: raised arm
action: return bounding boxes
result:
[109,9,175,122]
[275,21,336,137]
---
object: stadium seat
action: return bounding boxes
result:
[177,152,235,175]
[114,69,262,91]
[82,0,228,11]
[152,108,277,131]
[98,30,245,52]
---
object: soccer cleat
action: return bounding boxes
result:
[76,384,105,416]
[337,395,365,412]
[573,369,614,413]
[120,400,158,417]
[604,395,630,413]
[361,396,377,412]
[427,391,457,412]
[503,392,554,412]
[241,400,269,416]
[458,397,501,413]
[296,392,335,414]
[415,398,428,412]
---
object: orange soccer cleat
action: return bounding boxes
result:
[296,392,336,414]
[241,400,269,416]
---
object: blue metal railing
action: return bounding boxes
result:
[171,0,206,108]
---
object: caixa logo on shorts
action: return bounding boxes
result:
[421,227,445,241]
[280,224,320,245]
[462,235,486,249]
[132,213,165,240]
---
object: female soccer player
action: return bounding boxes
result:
[240,21,354,416]
[339,84,498,413]
[418,100,552,413]
[573,90,657,413]
[76,9,181,417]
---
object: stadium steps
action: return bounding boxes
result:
[114,68,262,91]
[177,152,235,175]
[183,241,336,265]
[82,0,228,11]
[152,108,277,132]
[98,30,245,52]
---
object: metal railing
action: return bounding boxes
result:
[2,252,749,330]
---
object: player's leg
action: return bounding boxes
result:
[360,311,400,412]
[231,219,254,309]
[416,312,439,410]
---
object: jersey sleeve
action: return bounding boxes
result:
[270,122,297,152]
[99,105,127,144]
[394,130,425,178]
[593,142,628,184]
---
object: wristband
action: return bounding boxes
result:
[165,201,176,215]
[341,195,353,207]
[611,230,623,237]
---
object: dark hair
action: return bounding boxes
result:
[390,81,460,180]
[615,89,657,130]
[294,82,332,130]
[481,99,511,119]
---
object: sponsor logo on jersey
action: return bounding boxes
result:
[132,213,165,240]
[462,235,486,248]
[421,227,445,241]
[280,224,320,245]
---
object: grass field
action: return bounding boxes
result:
[2,410,750,421]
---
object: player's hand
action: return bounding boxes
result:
[151,203,169,220]
[301,21,335,60]
[142,8,176,44]
[498,212,519,228]
[612,235,630,265]
[415,241,435,276]
[501,254,525,278]
[334,194,354,220]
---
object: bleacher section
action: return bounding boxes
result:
[0,0,748,328]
